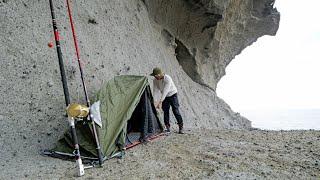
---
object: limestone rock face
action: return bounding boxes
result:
[0,0,279,162]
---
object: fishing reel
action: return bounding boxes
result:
[66,102,102,127]
[66,103,89,121]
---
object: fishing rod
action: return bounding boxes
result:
[65,0,104,166]
[48,0,85,176]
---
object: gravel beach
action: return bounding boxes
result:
[1,128,319,179]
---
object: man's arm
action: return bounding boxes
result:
[153,79,161,103]
[160,77,170,102]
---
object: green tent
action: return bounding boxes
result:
[45,75,164,162]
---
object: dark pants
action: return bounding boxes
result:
[162,93,183,127]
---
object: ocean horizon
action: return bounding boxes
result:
[239,108,320,130]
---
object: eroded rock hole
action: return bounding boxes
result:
[202,13,222,32]
[175,39,201,83]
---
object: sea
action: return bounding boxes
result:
[240,109,320,130]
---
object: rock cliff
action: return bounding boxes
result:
[0,0,279,163]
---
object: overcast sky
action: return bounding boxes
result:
[217,0,320,111]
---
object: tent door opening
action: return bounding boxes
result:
[125,88,162,147]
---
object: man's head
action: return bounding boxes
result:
[150,67,164,80]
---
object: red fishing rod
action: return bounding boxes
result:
[48,0,85,176]
[65,0,104,166]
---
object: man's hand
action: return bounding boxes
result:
[156,101,162,109]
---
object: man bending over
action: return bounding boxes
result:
[150,67,184,134]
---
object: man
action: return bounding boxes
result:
[150,67,184,134]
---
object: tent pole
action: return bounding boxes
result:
[65,0,104,166]
[48,0,85,176]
